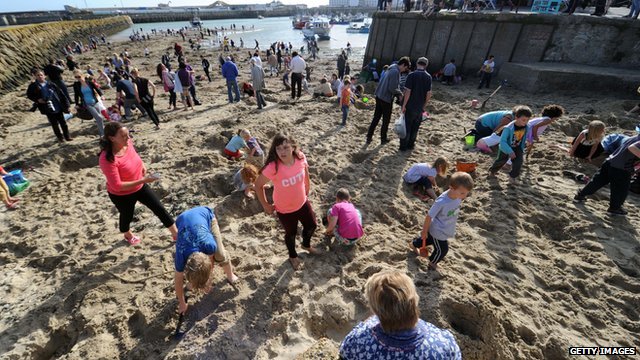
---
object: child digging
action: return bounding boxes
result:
[324,188,364,246]
[410,172,474,271]
[403,157,448,201]
[174,206,238,315]
[233,163,259,198]
[488,105,533,185]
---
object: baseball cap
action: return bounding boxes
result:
[417,57,429,66]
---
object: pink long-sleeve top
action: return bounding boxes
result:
[99,139,144,196]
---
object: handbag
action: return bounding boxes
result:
[76,105,94,120]
[394,114,407,139]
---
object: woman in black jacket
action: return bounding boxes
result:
[131,68,160,129]
[26,68,72,142]
[72,70,107,137]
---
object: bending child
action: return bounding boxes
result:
[569,120,606,162]
[224,129,251,160]
[403,157,448,201]
[324,188,364,246]
[410,172,474,271]
[233,163,259,198]
[488,105,533,184]
[174,206,238,314]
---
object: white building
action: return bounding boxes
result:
[329,0,360,6]
[359,0,378,6]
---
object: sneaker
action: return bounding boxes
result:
[573,194,586,203]
[606,208,628,216]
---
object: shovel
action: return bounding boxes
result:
[481,79,508,110]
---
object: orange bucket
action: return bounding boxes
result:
[456,160,477,173]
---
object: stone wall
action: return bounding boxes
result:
[364,12,640,75]
[0,16,132,94]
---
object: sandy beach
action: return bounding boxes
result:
[0,30,639,359]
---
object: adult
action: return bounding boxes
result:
[174,42,183,57]
[174,206,238,314]
[366,57,411,146]
[72,70,107,137]
[474,109,513,139]
[114,74,146,120]
[162,51,172,70]
[26,69,72,143]
[221,57,241,103]
[574,134,640,216]
[66,55,79,72]
[254,134,318,270]
[312,77,333,98]
[250,59,267,110]
[400,57,432,152]
[44,59,72,104]
[181,59,202,106]
[267,52,278,76]
[337,51,347,80]
[99,122,178,245]
[158,63,177,110]
[478,55,495,89]
[201,55,211,82]
[131,68,161,129]
[290,51,306,100]
[177,62,194,111]
[340,270,462,359]
[251,52,263,67]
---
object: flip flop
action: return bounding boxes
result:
[125,235,141,246]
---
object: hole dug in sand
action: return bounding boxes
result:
[59,151,99,172]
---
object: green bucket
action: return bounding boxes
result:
[464,135,475,147]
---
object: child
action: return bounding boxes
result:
[224,129,250,160]
[324,188,364,246]
[569,120,606,162]
[410,172,474,270]
[488,105,533,184]
[174,206,238,314]
[246,134,265,167]
[340,78,352,126]
[107,105,122,122]
[233,163,259,198]
[354,84,364,99]
[403,157,449,201]
[442,59,456,85]
[526,104,565,155]
[242,82,255,97]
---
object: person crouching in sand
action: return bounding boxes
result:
[324,188,364,246]
[254,133,318,270]
[174,206,238,314]
[410,172,474,271]
[403,157,448,201]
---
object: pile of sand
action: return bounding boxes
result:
[0,32,638,359]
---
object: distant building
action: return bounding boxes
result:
[359,0,378,6]
[329,0,360,6]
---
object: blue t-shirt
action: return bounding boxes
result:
[479,110,512,130]
[81,85,96,106]
[404,69,432,113]
[116,79,136,99]
[225,135,247,152]
[340,316,462,360]
[174,206,217,272]
[428,190,461,240]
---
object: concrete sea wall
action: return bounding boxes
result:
[0,16,132,94]
[364,12,640,75]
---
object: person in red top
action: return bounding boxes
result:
[254,133,318,270]
[340,78,352,126]
[99,122,178,245]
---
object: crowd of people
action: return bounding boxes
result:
[13,24,640,359]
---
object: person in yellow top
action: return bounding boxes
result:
[477,55,495,89]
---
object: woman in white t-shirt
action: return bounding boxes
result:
[477,55,495,89]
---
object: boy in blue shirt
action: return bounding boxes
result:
[488,105,533,185]
[410,172,474,271]
[174,206,238,314]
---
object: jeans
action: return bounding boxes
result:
[400,109,422,150]
[108,184,175,233]
[366,97,392,142]
[578,161,632,210]
[256,90,267,109]
[341,105,349,125]
[46,112,70,140]
[291,72,303,99]
[85,102,106,136]
[628,0,640,17]
[489,146,524,179]
[226,80,240,102]
[140,98,160,126]
[123,98,146,119]
[478,72,492,88]
[276,200,317,258]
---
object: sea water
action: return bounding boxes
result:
[110,16,369,50]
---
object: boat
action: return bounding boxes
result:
[302,18,332,40]
[292,15,311,30]
[346,18,371,34]
[190,16,202,27]
[258,15,264,19]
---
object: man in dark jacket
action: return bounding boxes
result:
[201,56,211,82]
[26,69,72,142]
[366,57,411,145]
[400,57,432,152]
[44,59,72,104]
[337,52,347,80]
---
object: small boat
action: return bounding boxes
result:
[302,18,332,40]
[258,15,264,19]
[346,19,371,34]
[190,16,202,27]
[292,15,310,30]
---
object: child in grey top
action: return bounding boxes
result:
[411,172,474,271]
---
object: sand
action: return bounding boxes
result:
[0,29,639,359]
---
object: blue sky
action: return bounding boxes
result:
[0,0,327,13]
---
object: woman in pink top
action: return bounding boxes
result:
[255,133,318,270]
[99,122,178,245]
